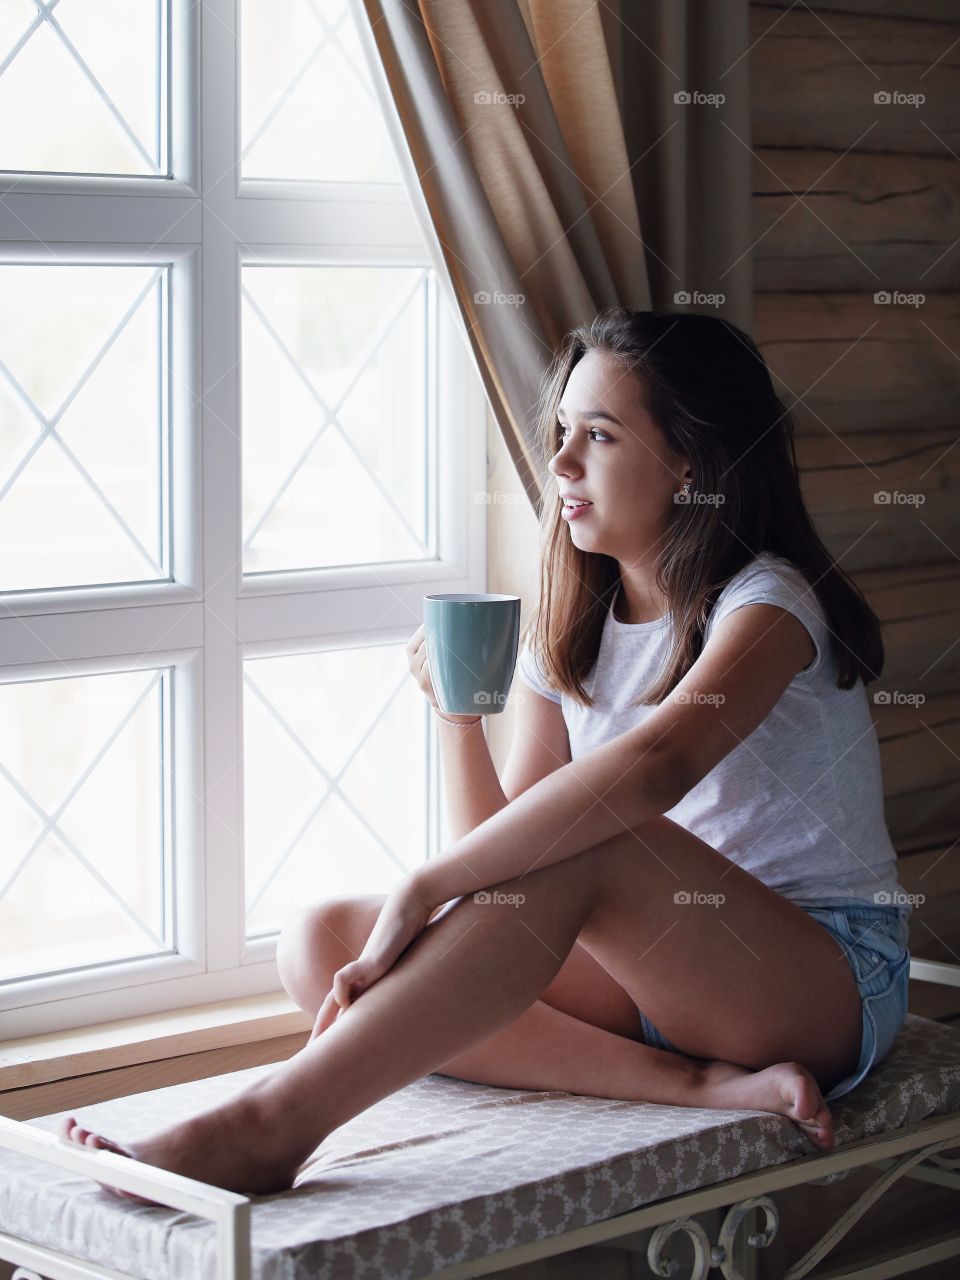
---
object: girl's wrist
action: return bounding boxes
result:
[432,705,483,728]
[409,862,447,912]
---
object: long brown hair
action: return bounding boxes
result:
[524,307,883,706]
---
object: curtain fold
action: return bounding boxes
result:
[360,0,752,513]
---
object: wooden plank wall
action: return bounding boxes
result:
[749,6,960,1275]
[749,2,960,1031]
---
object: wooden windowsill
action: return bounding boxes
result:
[0,993,313,1091]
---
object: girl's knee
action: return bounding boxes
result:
[276,900,346,1008]
[275,896,382,1010]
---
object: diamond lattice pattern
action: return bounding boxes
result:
[0,263,167,593]
[0,667,169,982]
[244,645,429,937]
[240,0,401,183]
[241,264,431,575]
[0,0,164,176]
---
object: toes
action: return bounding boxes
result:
[85,1131,129,1158]
[62,1123,154,1202]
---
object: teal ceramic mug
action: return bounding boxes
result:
[423,593,521,716]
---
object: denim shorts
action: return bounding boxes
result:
[637,899,911,1103]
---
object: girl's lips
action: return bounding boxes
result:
[561,502,593,521]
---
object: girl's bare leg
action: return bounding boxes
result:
[62,847,834,1195]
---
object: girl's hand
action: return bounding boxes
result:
[406,624,481,724]
[406,623,443,711]
[310,878,436,1037]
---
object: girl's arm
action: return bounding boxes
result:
[435,716,509,843]
[407,623,508,841]
[411,602,818,909]
[411,623,571,843]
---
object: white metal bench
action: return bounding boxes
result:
[0,1005,958,1280]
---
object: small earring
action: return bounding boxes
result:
[681,480,692,495]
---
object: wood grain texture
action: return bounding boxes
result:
[757,0,960,20]
[754,293,960,435]
[0,1032,307,1122]
[900,843,960,1020]
[750,6,959,155]
[795,428,958,571]
[752,148,960,292]
[0,991,312,1091]
[875,692,960,853]
[856,562,960,699]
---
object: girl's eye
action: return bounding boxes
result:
[556,424,611,443]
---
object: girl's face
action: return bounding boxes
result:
[547,350,688,561]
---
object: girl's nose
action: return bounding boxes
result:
[549,443,581,477]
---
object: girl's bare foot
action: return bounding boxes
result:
[699,1059,837,1149]
[61,1093,304,1200]
[61,1118,159,1205]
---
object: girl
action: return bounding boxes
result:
[64,308,911,1196]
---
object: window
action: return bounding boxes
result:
[0,0,486,1037]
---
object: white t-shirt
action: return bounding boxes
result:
[516,552,910,943]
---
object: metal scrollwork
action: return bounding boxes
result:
[718,1195,779,1277]
[636,1134,960,1278]
[645,1197,779,1278]
[647,1216,715,1278]
[641,1136,960,1280]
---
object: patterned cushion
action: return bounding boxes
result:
[0,1013,958,1279]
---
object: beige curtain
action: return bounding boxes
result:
[361,0,753,512]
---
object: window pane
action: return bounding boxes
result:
[0,668,171,983]
[240,0,401,183]
[0,263,168,594]
[0,0,165,177]
[241,264,431,575]
[243,645,430,938]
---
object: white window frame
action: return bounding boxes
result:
[0,0,487,1037]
